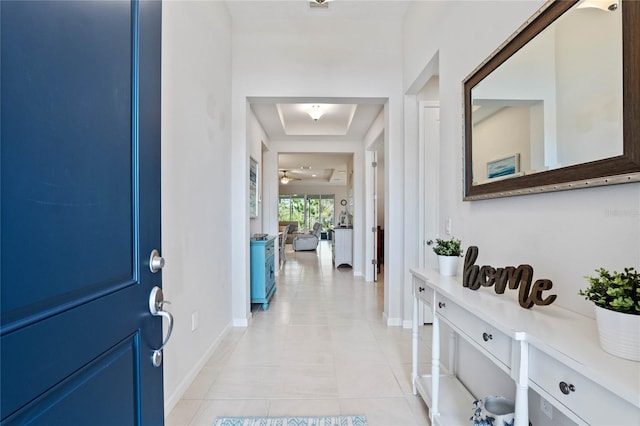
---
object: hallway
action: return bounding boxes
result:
[166,241,431,425]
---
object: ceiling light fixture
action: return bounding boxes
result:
[307,105,324,121]
[280,175,290,184]
[577,0,618,11]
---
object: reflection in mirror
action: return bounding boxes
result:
[464,0,640,199]
[472,1,622,185]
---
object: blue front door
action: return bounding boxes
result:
[1,1,163,424]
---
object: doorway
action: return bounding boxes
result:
[242,97,387,323]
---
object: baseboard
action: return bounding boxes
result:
[233,318,248,327]
[232,313,251,327]
[164,321,232,415]
[383,312,403,327]
[402,319,413,329]
[387,318,403,326]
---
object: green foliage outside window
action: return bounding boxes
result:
[318,198,334,231]
[290,197,305,229]
[278,198,291,222]
[279,194,335,231]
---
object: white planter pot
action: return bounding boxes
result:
[438,255,459,276]
[471,396,515,426]
[595,305,640,362]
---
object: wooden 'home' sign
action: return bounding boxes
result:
[463,246,557,309]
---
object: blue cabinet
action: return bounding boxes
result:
[250,236,277,310]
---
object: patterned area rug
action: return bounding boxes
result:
[213,416,367,426]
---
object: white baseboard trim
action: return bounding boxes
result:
[232,313,251,327]
[387,318,403,326]
[383,312,403,327]
[402,319,413,329]
[233,318,248,327]
[164,321,232,416]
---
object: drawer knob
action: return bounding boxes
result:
[482,332,493,341]
[419,287,425,292]
[438,302,446,308]
[559,381,575,395]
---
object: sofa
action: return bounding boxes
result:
[292,222,322,251]
[279,221,299,244]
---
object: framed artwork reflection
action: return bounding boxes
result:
[249,157,258,218]
[487,153,520,180]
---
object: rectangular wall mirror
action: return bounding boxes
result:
[463,0,640,200]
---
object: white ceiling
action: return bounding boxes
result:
[251,100,384,141]
[226,0,410,22]
[278,152,353,186]
[230,1,398,188]
[252,100,382,186]
[276,103,357,136]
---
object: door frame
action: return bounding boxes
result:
[418,101,440,270]
[417,101,440,325]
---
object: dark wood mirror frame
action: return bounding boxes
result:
[464,0,640,200]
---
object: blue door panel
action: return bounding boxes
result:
[3,335,138,425]
[0,284,159,419]
[1,0,163,423]
[1,0,134,321]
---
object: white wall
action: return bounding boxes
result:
[231,12,405,324]
[403,1,640,424]
[161,0,232,414]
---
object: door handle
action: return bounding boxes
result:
[149,286,173,367]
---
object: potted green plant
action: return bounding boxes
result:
[579,267,640,361]
[429,237,463,276]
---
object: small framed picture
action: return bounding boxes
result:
[249,157,258,218]
[487,154,520,180]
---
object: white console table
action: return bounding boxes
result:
[411,268,640,426]
[330,227,352,268]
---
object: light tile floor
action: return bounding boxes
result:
[166,241,432,426]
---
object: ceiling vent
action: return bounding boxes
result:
[309,0,329,9]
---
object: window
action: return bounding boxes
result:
[290,196,305,229]
[279,194,335,231]
[318,195,334,232]
[307,195,320,229]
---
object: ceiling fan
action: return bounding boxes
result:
[279,170,301,185]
